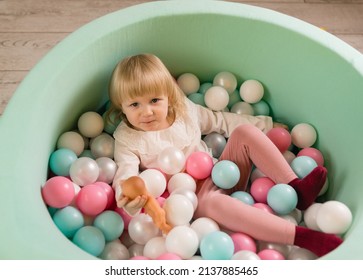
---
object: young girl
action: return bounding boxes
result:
[108,53,343,258]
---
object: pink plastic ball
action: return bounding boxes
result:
[266,127,291,153]
[258,249,285,260]
[93,181,115,209]
[76,184,108,216]
[156,253,182,260]
[42,176,75,208]
[297,147,324,166]
[230,232,256,253]
[250,177,275,203]
[114,207,132,230]
[185,151,214,180]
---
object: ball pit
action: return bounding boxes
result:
[1,0,363,259]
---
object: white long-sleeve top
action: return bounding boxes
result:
[112,97,273,198]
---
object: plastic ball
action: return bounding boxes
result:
[93,182,115,209]
[172,188,198,210]
[204,86,229,111]
[200,231,234,260]
[70,157,99,186]
[266,127,292,153]
[56,131,85,156]
[227,89,242,109]
[139,169,167,198]
[203,132,227,158]
[258,241,291,257]
[258,249,285,260]
[185,151,214,180]
[267,184,298,215]
[297,147,324,167]
[231,191,254,205]
[167,172,196,193]
[52,206,84,238]
[114,207,132,230]
[213,71,238,94]
[188,92,206,107]
[230,101,254,115]
[128,213,160,245]
[199,82,213,94]
[102,110,122,135]
[316,200,352,234]
[230,232,256,253]
[42,176,75,208]
[250,177,275,203]
[290,156,317,179]
[165,225,199,259]
[163,194,194,226]
[78,111,104,138]
[156,253,182,260]
[211,160,240,189]
[90,133,115,159]
[94,210,124,241]
[291,123,317,148]
[96,157,117,184]
[239,79,264,104]
[190,217,220,245]
[287,247,317,260]
[177,73,200,95]
[231,250,260,260]
[76,184,108,216]
[253,203,274,214]
[49,148,78,176]
[303,203,322,230]
[283,150,296,164]
[143,236,167,259]
[250,168,266,182]
[128,243,145,258]
[72,226,105,257]
[99,239,130,260]
[252,100,270,116]
[157,146,186,175]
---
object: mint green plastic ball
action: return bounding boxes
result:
[200,231,234,260]
[267,184,298,215]
[53,206,84,238]
[94,210,124,242]
[72,226,105,257]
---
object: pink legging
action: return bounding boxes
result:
[194,124,298,245]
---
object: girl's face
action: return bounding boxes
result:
[121,93,171,131]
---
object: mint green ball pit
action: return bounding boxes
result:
[1,0,363,259]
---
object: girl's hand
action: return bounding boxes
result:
[117,194,148,215]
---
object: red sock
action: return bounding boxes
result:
[294,226,343,257]
[289,166,327,210]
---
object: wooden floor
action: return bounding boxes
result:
[1,0,363,116]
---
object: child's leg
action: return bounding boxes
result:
[220,124,326,210]
[195,179,343,257]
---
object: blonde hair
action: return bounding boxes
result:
[107,54,186,126]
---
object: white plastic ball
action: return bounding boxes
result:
[204,86,229,111]
[177,73,200,95]
[128,213,161,245]
[316,200,352,234]
[96,157,117,184]
[190,217,220,245]
[239,80,264,104]
[69,157,99,186]
[165,225,199,259]
[128,243,145,258]
[291,123,317,148]
[167,173,196,193]
[287,247,317,260]
[172,188,198,210]
[143,236,167,259]
[139,169,167,198]
[231,250,260,260]
[213,71,238,94]
[163,194,194,226]
[57,131,85,156]
[90,133,115,159]
[230,101,254,115]
[78,111,104,138]
[99,239,130,260]
[303,203,322,231]
[157,146,186,175]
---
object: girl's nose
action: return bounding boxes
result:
[143,105,153,116]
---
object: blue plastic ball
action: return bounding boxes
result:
[53,206,84,238]
[94,210,124,242]
[252,100,270,116]
[72,226,105,257]
[267,184,298,215]
[211,160,240,189]
[188,92,206,107]
[200,231,234,260]
[231,191,255,205]
[227,89,242,109]
[49,148,77,176]
[199,82,213,94]
[290,156,317,178]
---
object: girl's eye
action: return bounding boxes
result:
[130,102,138,107]
[151,98,159,104]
